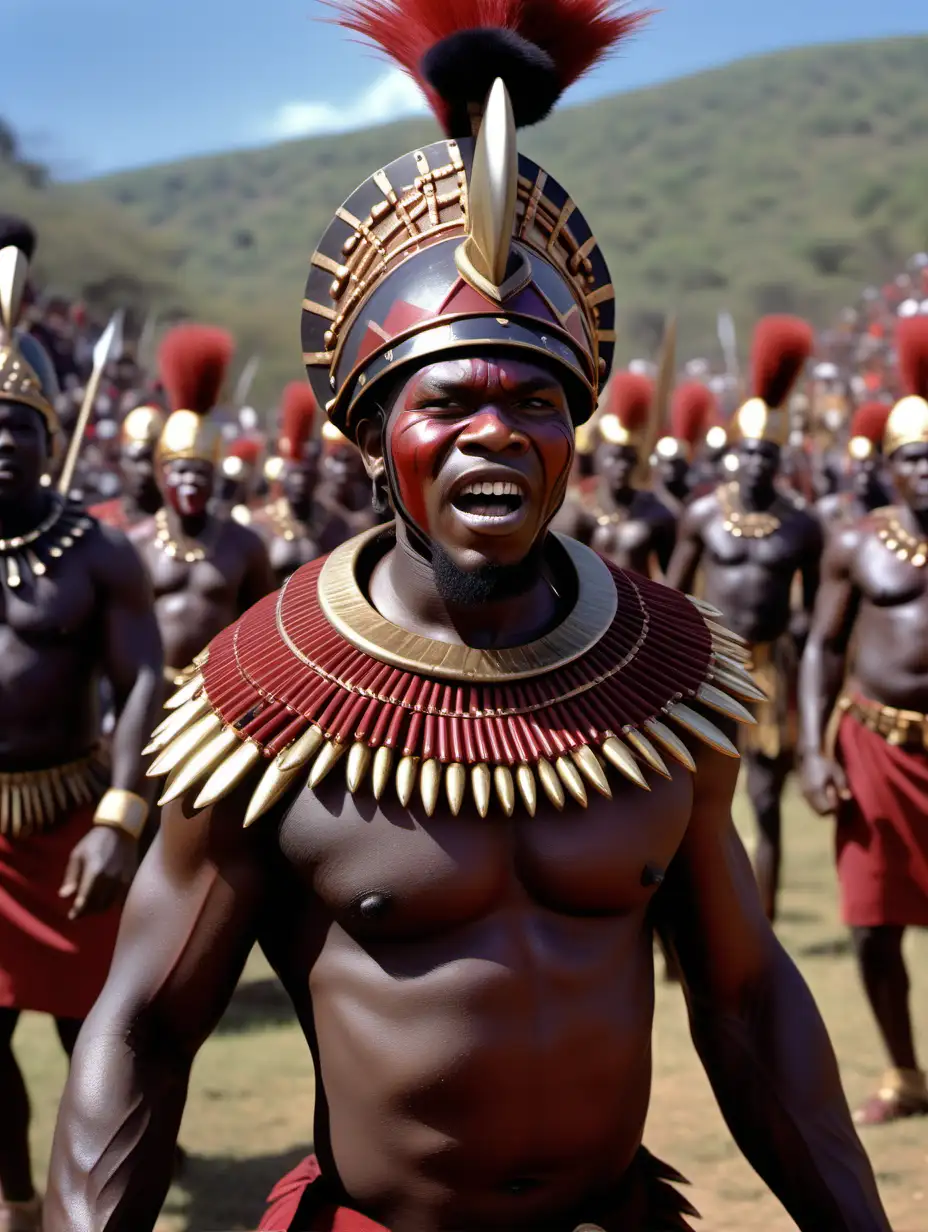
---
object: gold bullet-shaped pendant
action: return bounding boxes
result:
[346,741,372,794]
[710,665,766,703]
[668,703,739,758]
[148,713,221,778]
[537,758,564,810]
[573,745,613,798]
[372,745,394,801]
[244,756,303,827]
[643,719,696,772]
[471,763,491,818]
[685,594,724,618]
[623,728,671,779]
[6,555,21,588]
[396,755,420,808]
[157,727,240,806]
[165,671,205,712]
[26,549,46,578]
[516,763,537,816]
[145,694,211,752]
[600,736,649,790]
[446,762,466,816]
[278,726,325,772]
[308,740,347,790]
[697,682,756,725]
[706,620,748,646]
[711,637,751,664]
[420,759,441,817]
[494,765,515,817]
[555,755,587,806]
[194,739,263,809]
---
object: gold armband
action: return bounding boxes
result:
[93,789,149,840]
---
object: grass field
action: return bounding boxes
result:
[13,775,928,1231]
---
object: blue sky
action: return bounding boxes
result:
[5,0,927,178]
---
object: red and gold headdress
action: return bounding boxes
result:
[732,316,814,446]
[121,404,166,448]
[278,382,318,462]
[885,318,928,456]
[597,372,653,447]
[302,0,650,440]
[657,381,715,461]
[847,401,891,460]
[222,435,264,480]
[157,325,234,466]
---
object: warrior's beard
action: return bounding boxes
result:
[431,541,545,606]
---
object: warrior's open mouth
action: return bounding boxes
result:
[452,479,525,520]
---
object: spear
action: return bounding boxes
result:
[717,310,740,383]
[234,353,261,409]
[57,310,124,497]
[639,313,676,482]
[136,307,158,375]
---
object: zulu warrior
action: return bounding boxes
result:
[47,5,886,1231]
[213,436,264,526]
[254,382,321,585]
[666,316,824,922]
[89,403,166,532]
[129,325,275,695]
[583,371,677,576]
[816,401,893,530]
[0,242,162,1232]
[800,317,928,1126]
[312,419,383,552]
[652,381,716,519]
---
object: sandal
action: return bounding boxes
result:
[853,1067,928,1126]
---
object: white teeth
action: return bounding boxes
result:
[459,479,522,497]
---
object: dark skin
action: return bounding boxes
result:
[654,453,691,512]
[579,444,677,578]
[312,442,380,554]
[254,449,322,586]
[0,400,162,1208]
[665,439,824,923]
[816,454,893,529]
[118,439,162,524]
[800,441,928,1092]
[130,458,275,675]
[46,357,888,1231]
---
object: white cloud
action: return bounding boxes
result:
[267,68,429,140]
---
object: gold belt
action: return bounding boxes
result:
[834,693,928,749]
[0,750,108,839]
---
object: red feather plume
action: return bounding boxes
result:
[604,371,653,430]
[897,317,928,400]
[750,315,814,409]
[670,382,715,445]
[158,325,234,415]
[279,382,319,461]
[849,400,892,444]
[226,436,264,465]
[334,0,651,135]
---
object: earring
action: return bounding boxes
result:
[371,473,390,516]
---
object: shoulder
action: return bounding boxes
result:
[680,490,719,531]
[85,515,150,589]
[220,516,270,555]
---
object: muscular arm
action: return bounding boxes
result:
[791,515,824,647]
[657,736,888,1231]
[237,524,277,613]
[44,786,271,1231]
[96,528,164,798]
[798,526,861,757]
[664,500,707,592]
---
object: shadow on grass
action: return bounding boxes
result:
[165,1144,311,1231]
[215,978,296,1037]
[798,935,853,959]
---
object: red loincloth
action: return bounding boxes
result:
[89,498,130,532]
[258,1151,696,1231]
[836,711,928,928]
[0,804,123,1019]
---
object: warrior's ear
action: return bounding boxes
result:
[356,416,386,482]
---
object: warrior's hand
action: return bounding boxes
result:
[800,752,850,816]
[59,826,139,920]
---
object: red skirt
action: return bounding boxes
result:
[258,1151,696,1231]
[0,804,123,1019]
[836,712,928,927]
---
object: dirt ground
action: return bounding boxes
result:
[13,776,928,1231]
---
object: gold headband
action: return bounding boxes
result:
[655,435,687,460]
[884,395,928,457]
[848,437,875,460]
[122,404,165,447]
[732,397,788,446]
[598,413,644,448]
[157,409,223,466]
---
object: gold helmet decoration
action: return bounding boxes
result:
[156,324,234,466]
[733,316,814,447]
[846,401,891,461]
[656,381,716,462]
[0,238,60,439]
[597,372,653,447]
[121,403,166,447]
[885,318,928,456]
[301,0,651,442]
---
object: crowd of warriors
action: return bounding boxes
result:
[1,178,927,1232]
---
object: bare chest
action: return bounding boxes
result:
[276,769,694,940]
[141,542,243,603]
[0,555,97,644]
[270,532,317,579]
[703,515,807,571]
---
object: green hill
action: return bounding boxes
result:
[55,36,928,398]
